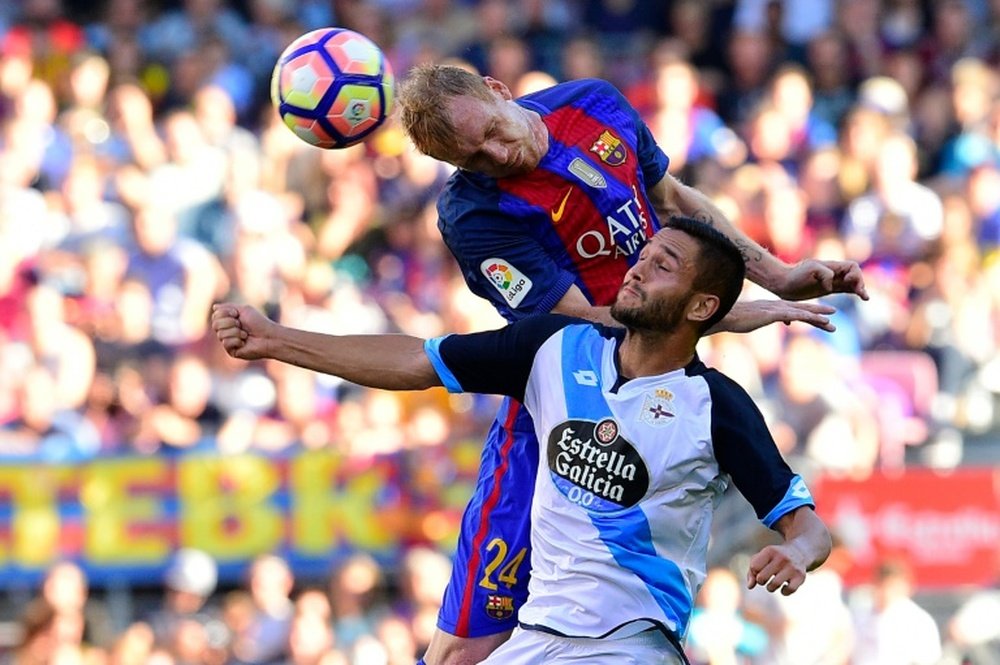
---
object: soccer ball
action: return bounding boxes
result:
[270,28,394,149]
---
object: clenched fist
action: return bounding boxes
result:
[211,303,277,361]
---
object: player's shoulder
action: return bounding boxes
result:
[518,78,625,112]
[437,169,500,224]
[515,312,603,335]
[686,361,759,411]
[510,312,616,345]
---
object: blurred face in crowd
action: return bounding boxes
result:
[655,60,698,111]
[249,555,293,609]
[874,133,918,186]
[43,562,88,613]
[19,366,59,432]
[771,68,814,124]
[727,29,772,86]
[133,205,178,256]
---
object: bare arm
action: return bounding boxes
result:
[648,172,781,285]
[648,174,868,301]
[211,304,441,391]
[550,285,617,325]
[552,284,836,333]
[747,506,832,596]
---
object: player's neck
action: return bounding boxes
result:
[618,328,698,380]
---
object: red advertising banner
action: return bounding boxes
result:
[812,468,1000,589]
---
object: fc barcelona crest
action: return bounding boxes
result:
[486,594,515,620]
[590,130,627,166]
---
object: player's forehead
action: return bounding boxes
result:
[644,228,699,267]
[649,227,697,254]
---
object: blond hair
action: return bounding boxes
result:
[397,64,494,159]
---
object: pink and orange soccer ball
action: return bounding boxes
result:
[270,28,394,149]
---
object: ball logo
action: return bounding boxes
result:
[271,27,393,149]
[485,262,514,289]
[547,419,650,512]
[349,101,368,120]
[480,258,533,307]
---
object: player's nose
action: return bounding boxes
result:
[626,261,648,282]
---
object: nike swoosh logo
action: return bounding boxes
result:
[550,188,572,223]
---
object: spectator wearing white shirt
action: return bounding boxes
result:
[850,559,942,665]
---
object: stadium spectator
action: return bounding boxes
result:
[136,352,225,451]
[685,566,770,665]
[105,622,156,665]
[327,553,387,654]
[842,130,944,266]
[124,201,223,347]
[944,580,1000,665]
[766,64,838,163]
[745,532,856,664]
[717,28,777,126]
[103,83,167,170]
[4,598,61,665]
[146,549,225,652]
[645,54,744,173]
[233,555,295,665]
[142,0,249,70]
[849,558,943,665]
[283,603,345,665]
[805,29,857,128]
[41,561,114,651]
[938,58,999,177]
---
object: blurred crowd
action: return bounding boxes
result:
[5,544,1000,665]
[2,0,1000,663]
[3,548,454,665]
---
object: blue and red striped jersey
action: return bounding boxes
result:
[438,79,671,322]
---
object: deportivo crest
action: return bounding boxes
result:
[589,130,627,166]
[547,419,650,511]
[486,594,515,620]
[480,258,532,307]
[640,388,675,427]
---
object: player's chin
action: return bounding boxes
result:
[495,161,532,178]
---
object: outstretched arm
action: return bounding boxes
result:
[747,506,832,596]
[211,304,441,391]
[709,299,836,334]
[648,173,868,301]
[552,285,837,333]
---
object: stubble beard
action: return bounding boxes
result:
[610,286,690,333]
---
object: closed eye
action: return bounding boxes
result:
[483,121,497,142]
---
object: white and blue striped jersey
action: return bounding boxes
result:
[425,314,815,641]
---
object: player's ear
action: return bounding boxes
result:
[686,293,719,325]
[483,76,513,100]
